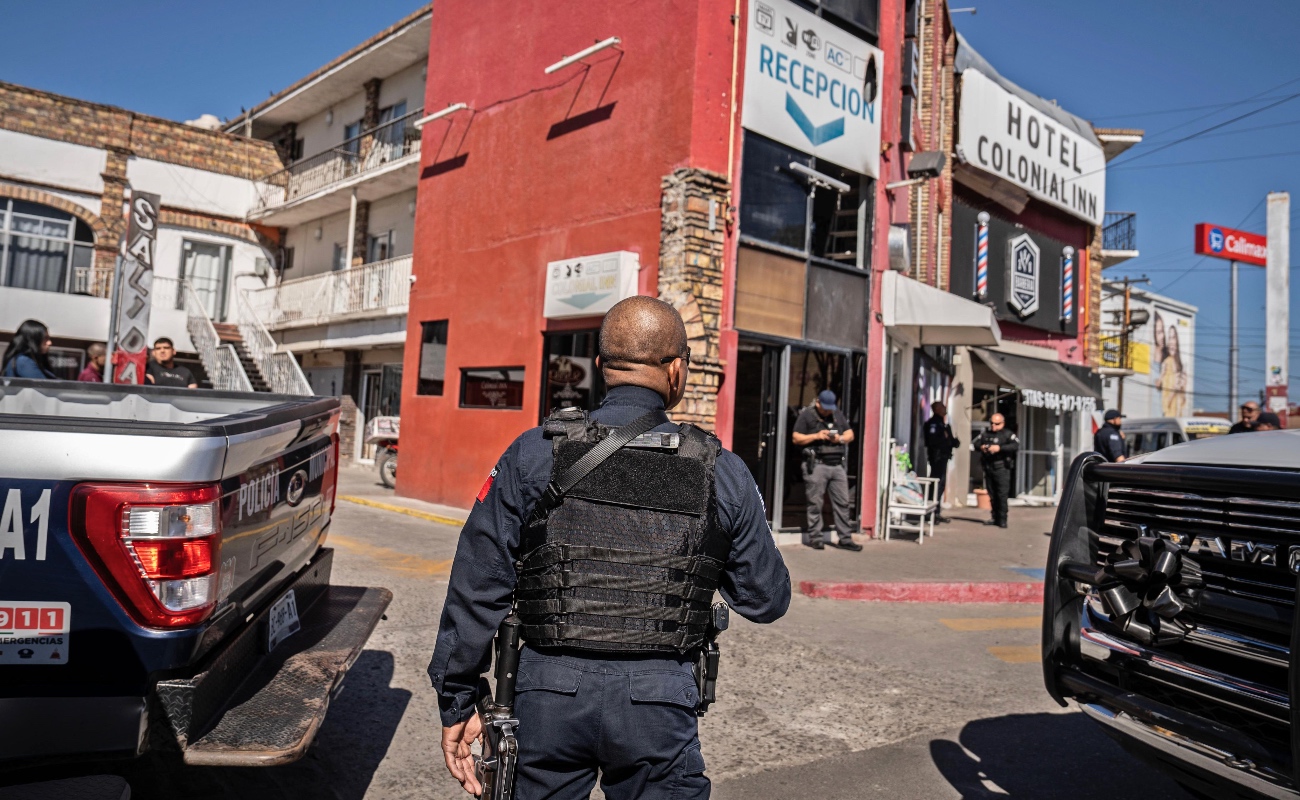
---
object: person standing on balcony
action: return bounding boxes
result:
[145,338,197,388]
[78,343,107,382]
[1,319,58,379]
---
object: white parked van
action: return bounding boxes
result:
[1121,416,1230,457]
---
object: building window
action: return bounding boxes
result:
[816,0,880,39]
[541,330,605,420]
[417,320,448,396]
[376,101,408,149]
[460,367,525,410]
[739,133,872,267]
[332,242,347,271]
[280,246,295,275]
[180,239,232,320]
[367,230,395,263]
[343,120,363,155]
[0,199,95,295]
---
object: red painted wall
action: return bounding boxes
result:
[402,0,740,507]
[860,0,906,536]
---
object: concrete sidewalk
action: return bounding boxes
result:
[336,465,471,527]
[783,505,1057,603]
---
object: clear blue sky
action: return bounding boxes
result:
[3,1,1297,413]
[956,0,1300,413]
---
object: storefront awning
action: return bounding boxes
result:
[973,349,1100,411]
[880,270,1002,346]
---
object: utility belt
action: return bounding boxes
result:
[804,448,844,470]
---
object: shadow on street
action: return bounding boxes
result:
[930,712,1192,799]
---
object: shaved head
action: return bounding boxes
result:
[597,296,690,407]
[87,342,106,358]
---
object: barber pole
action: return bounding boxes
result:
[1061,246,1075,322]
[976,211,990,300]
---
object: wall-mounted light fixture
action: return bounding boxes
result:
[314,225,323,240]
[789,162,850,193]
[544,37,621,74]
[326,108,334,126]
[408,200,417,216]
[412,103,470,129]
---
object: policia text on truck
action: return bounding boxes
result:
[429,296,791,800]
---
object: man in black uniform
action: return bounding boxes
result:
[1228,401,1260,434]
[972,413,1018,528]
[1093,410,1127,462]
[791,390,862,551]
[430,296,790,800]
[922,401,959,522]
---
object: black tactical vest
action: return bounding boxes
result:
[515,409,731,654]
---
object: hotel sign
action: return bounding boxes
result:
[958,69,1106,225]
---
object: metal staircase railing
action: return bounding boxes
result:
[235,288,312,395]
[183,282,253,392]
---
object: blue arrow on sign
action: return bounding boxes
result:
[785,93,845,146]
[562,292,612,309]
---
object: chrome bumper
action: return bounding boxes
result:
[1081,703,1297,799]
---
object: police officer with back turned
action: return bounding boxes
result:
[430,296,791,800]
[972,413,1018,528]
[922,401,959,523]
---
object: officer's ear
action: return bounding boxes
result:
[664,356,688,410]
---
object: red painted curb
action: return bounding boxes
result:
[799,580,1044,604]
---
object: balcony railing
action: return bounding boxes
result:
[233,289,312,396]
[244,254,411,330]
[68,265,183,311]
[1103,211,1137,252]
[253,108,424,213]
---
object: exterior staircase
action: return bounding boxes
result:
[213,323,270,392]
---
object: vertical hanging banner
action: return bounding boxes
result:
[112,192,160,385]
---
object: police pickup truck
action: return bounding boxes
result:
[0,377,391,768]
[1043,429,1300,799]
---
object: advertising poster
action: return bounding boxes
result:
[1150,304,1194,418]
[545,354,594,412]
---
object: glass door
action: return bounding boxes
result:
[732,341,786,523]
[780,347,864,531]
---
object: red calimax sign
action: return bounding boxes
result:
[1194,222,1268,266]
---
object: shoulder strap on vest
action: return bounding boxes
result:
[537,410,666,513]
[543,407,590,441]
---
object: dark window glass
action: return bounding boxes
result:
[818,0,880,37]
[809,161,860,262]
[460,367,525,410]
[418,320,448,396]
[740,134,810,250]
[541,330,605,420]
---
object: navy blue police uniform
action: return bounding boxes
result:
[429,385,791,800]
[922,413,958,508]
[1093,422,1126,462]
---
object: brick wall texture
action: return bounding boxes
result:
[658,168,729,431]
[908,0,955,290]
[0,81,285,279]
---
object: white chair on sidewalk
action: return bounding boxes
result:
[883,445,940,544]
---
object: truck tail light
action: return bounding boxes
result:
[70,483,223,628]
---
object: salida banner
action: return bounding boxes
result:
[112,191,160,385]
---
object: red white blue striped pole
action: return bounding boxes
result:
[1061,246,1075,323]
[975,211,990,299]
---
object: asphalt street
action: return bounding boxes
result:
[1,465,1192,799]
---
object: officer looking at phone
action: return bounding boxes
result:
[791,390,862,551]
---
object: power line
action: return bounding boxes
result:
[1154,197,1266,293]
[1109,92,1300,170]
[1114,149,1300,172]
[1090,88,1300,121]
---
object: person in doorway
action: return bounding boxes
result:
[922,401,960,522]
[78,343,107,382]
[430,296,790,800]
[792,390,862,551]
[1229,401,1260,434]
[1,319,58,379]
[145,338,197,388]
[972,413,1018,528]
[1093,410,1127,462]
[1254,411,1283,431]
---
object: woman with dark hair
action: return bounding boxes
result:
[1,319,58,379]
[1159,324,1187,417]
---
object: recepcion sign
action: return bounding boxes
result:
[743,0,883,178]
[957,70,1106,226]
[543,251,639,320]
[1193,222,1267,266]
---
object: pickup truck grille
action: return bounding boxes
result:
[1082,475,1300,756]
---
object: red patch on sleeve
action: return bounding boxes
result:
[476,468,498,503]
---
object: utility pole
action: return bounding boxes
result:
[1229,259,1238,415]
[1119,281,1130,413]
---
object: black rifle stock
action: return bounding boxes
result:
[475,614,521,800]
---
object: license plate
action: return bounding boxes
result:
[266,590,301,653]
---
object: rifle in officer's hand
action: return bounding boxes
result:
[475,614,521,800]
[694,603,729,715]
